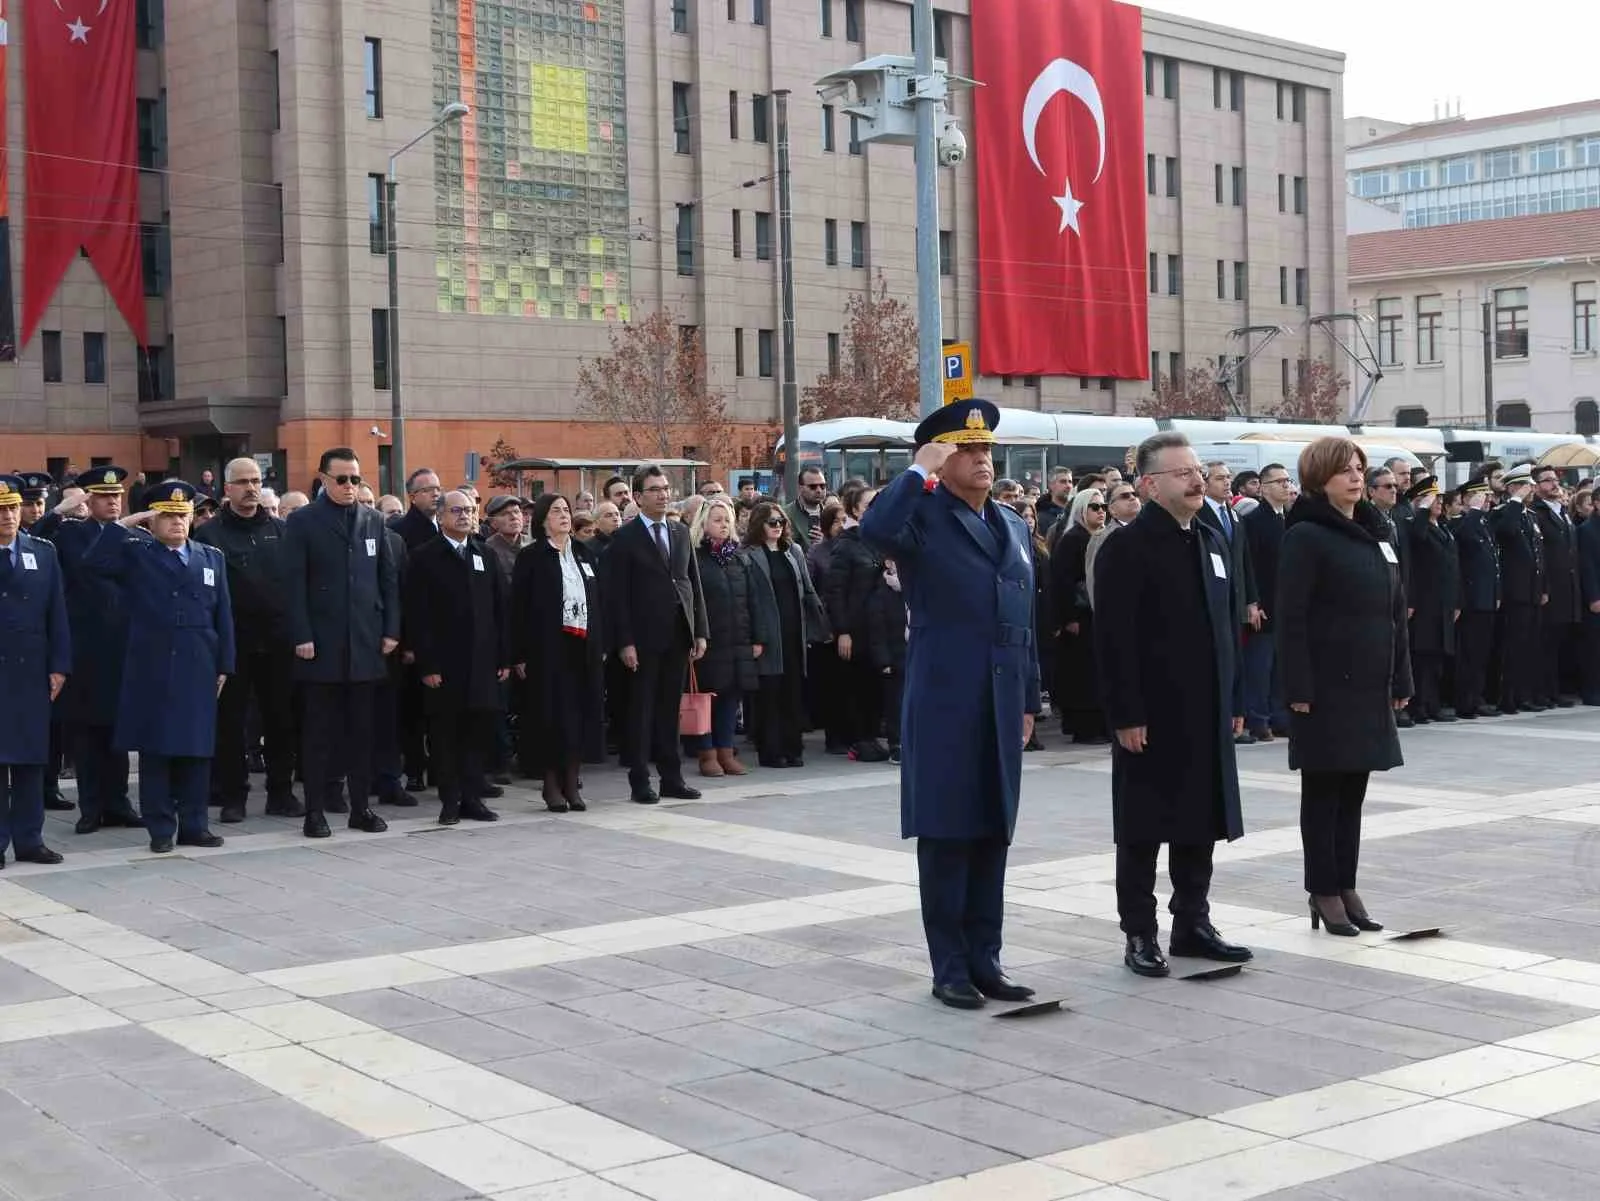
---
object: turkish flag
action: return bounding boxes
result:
[972,0,1146,379]
[22,0,147,348]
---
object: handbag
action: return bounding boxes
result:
[678,662,715,736]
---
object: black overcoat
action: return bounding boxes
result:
[1093,503,1244,845]
[1492,499,1544,607]
[1404,516,1460,656]
[510,538,605,764]
[1533,499,1580,625]
[283,495,401,683]
[404,534,508,713]
[1453,509,1501,612]
[694,545,773,696]
[1277,496,1412,773]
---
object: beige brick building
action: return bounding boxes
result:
[1,0,1346,491]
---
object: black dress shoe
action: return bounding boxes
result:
[108,810,145,828]
[1170,921,1254,962]
[476,783,505,799]
[324,796,350,814]
[658,780,702,800]
[631,788,660,805]
[405,775,428,793]
[1124,933,1170,977]
[973,973,1036,1002]
[177,832,224,849]
[566,795,587,812]
[44,793,74,812]
[219,804,246,825]
[13,846,63,866]
[73,816,101,835]
[348,810,388,834]
[149,839,175,854]
[1432,710,1459,723]
[439,801,461,826]
[382,789,419,807]
[931,981,986,1010]
[757,756,790,769]
[265,794,306,817]
[303,813,331,839]
[461,800,499,822]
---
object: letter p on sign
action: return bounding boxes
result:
[941,342,973,405]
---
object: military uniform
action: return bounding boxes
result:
[17,473,73,813]
[0,477,69,866]
[859,400,1041,1010]
[82,482,235,853]
[1452,483,1502,717]
[1490,468,1545,714]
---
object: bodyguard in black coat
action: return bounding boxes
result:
[1531,467,1581,705]
[404,491,508,824]
[1095,434,1250,979]
[282,450,401,838]
[1490,468,1545,713]
[1453,484,1501,716]
[1400,478,1460,722]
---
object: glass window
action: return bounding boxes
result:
[938,229,953,276]
[1212,68,1223,109]
[728,90,739,139]
[140,223,167,295]
[1145,54,1157,98]
[1351,169,1390,198]
[1528,142,1564,172]
[1164,156,1178,198]
[847,113,862,154]
[755,211,772,261]
[273,183,284,263]
[676,204,696,276]
[41,331,63,384]
[1167,253,1181,296]
[734,328,745,377]
[822,104,835,151]
[1148,251,1158,294]
[137,99,160,169]
[1399,162,1429,191]
[1295,267,1308,307]
[1293,175,1307,214]
[1276,80,1285,120]
[1279,266,1288,305]
[1148,154,1157,196]
[1291,83,1304,122]
[827,332,840,373]
[1231,165,1244,206]
[1376,298,1403,366]
[83,332,106,385]
[1229,70,1243,111]
[269,51,279,130]
[671,0,688,33]
[1576,281,1597,353]
[850,220,866,267]
[1440,155,1474,185]
[1170,352,1181,380]
[363,37,382,118]
[1277,173,1285,212]
[820,0,832,37]
[367,174,386,254]
[1234,260,1247,300]
[752,0,766,25]
[824,218,837,265]
[752,94,769,143]
[1215,164,1224,204]
[731,209,742,259]
[1497,401,1532,428]
[844,0,861,41]
[371,310,389,390]
[1580,137,1600,167]
[1417,294,1443,364]
[1577,399,1599,436]
[137,343,169,403]
[672,83,691,154]
[1163,58,1178,99]
[758,328,775,377]
[1495,286,1529,358]
[1483,149,1518,180]
[1216,259,1225,300]
[135,0,158,48]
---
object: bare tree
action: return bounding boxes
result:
[1273,357,1348,423]
[484,437,521,492]
[801,271,919,423]
[1134,366,1229,420]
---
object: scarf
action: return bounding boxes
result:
[706,537,740,567]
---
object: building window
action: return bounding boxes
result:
[1398,162,1429,191]
[752,0,766,25]
[844,0,861,41]
[728,91,739,139]
[41,331,63,384]
[137,343,169,402]
[1163,58,1177,99]
[752,94,769,143]
[137,98,160,169]
[1581,137,1600,168]
[1577,399,1599,436]
[1350,169,1390,199]
[757,328,775,377]
[1231,166,1244,206]
[671,0,688,33]
[371,310,389,390]
[1416,294,1443,364]
[140,223,167,295]
[731,209,742,259]
[1215,164,1224,204]
[1212,68,1223,109]
[755,211,772,261]
[827,332,840,373]
[1281,357,1290,395]
[363,37,382,118]
[1151,350,1161,381]
[1575,281,1597,353]
[1279,266,1288,305]
[135,0,158,48]
[1229,71,1243,110]
[822,104,835,151]
[820,0,832,37]
[1167,254,1181,296]
[277,316,288,398]
[824,218,838,265]
[1216,259,1226,300]
[850,220,866,267]
[733,328,745,376]
[1496,402,1532,428]
[1233,261,1247,300]
[1295,267,1308,307]
[1276,80,1286,120]
[1376,298,1403,367]
[1293,175,1306,214]
[1148,154,1157,196]
[1164,156,1179,198]
[676,204,696,275]
[1529,141,1565,172]
[1277,174,1286,212]
[672,83,691,154]
[1483,149,1518,180]
[273,183,285,262]
[1148,252,1158,294]
[1291,83,1304,122]
[1169,352,1181,380]
[1440,155,1474,185]
[727,0,734,17]
[938,229,953,276]
[1145,54,1156,97]
[367,174,386,254]
[847,114,861,154]
[83,332,107,385]
[1495,287,1529,358]
[269,52,280,130]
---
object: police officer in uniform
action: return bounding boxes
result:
[1452,481,1501,718]
[17,473,53,533]
[860,400,1040,1010]
[1491,466,1545,714]
[0,476,69,866]
[83,481,234,853]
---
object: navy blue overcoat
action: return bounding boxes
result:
[860,469,1040,842]
[82,528,236,758]
[0,533,72,765]
[51,519,129,725]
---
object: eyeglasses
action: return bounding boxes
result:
[229,477,262,487]
[1146,466,1205,481]
[443,505,476,517]
[1086,502,1107,512]
[1373,481,1397,490]
[801,482,827,491]
[326,474,363,486]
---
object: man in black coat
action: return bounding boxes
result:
[1531,466,1581,707]
[389,467,443,791]
[404,491,508,825]
[283,448,401,838]
[1577,508,1600,703]
[1491,466,1546,714]
[1197,462,1260,745]
[603,465,709,804]
[1095,433,1251,979]
[1452,482,1501,717]
[1240,463,1291,741]
[193,458,303,822]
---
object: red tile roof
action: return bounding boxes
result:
[1349,209,1600,279]
[1358,99,1600,151]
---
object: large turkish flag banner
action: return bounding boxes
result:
[22,0,147,348]
[972,0,1147,379]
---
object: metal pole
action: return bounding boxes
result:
[1481,297,1494,428]
[775,90,801,503]
[912,0,943,417]
[386,172,404,493]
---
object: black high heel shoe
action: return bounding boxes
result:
[1309,895,1359,937]
[1341,890,1383,932]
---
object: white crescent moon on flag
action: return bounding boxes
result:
[1021,57,1107,184]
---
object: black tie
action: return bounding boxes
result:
[0,545,13,584]
[459,541,470,561]
[654,521,669,563]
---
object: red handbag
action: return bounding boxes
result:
[678,662,714,736]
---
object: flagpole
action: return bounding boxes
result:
[912,0,942,417]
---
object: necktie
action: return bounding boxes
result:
[654,520,669,562]
[1219,504,1233,542]
[0,546,13,583]
[459,541,469,561]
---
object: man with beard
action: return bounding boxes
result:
[1094,432,1251,978]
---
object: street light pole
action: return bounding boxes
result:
[774,90,801,503]
[912,0,943,418]
[385,102,470,492]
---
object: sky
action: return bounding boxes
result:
[1145,0,1596,122]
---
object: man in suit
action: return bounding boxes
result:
[283,449,401,838]
[0,475,69,866]
[389,467,442,792]
[1095,433,1251,979]
[84,481,233,854]
[1240,463,1292,741]
[405,491,509,825]
[1491,466,1546,714]
[1197,462,1260,744]
[1452,482,1502,717]
[1532,466,1581,707]
[603,464,708,805]
[860,400,1040,1011]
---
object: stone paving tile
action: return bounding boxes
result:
[81,1112,259,1180]
[767,1053,955,1110]
[189,1097,368,1158]
[679,1069,873,1129]
[8,1073,172,1127]
[802,1111,1016,1181]
[482,1004,638,1048]
[489,1048,656,1103]
[706,1131,922,1201]
[1262,1161,1518,1200]
[891,1092,1105,1158]
[571,1034,743,1087]
[585,1085,781,1149]
[652,1020,830,1070]
[401,1016,554,1064]
[115,1056,276,1110]
[324,989,460,1030]
[277,1143,481,1201]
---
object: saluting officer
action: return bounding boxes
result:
[1491,466,1545,714]
[83,481,234,854]
[1453,481,1502,718]
[860,400,1040,1010]
[0,476,69,867]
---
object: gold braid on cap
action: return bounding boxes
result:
[931,408,996,445]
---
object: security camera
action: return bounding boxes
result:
[370,425,384,437]
[937,120,967,167]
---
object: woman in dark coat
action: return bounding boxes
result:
[684,496,774,777]
[1402,476,1460,724]
[511,492,603,812]
[745,501,830,768]
[806,499,848,753]
[820,481,890,761]
[1277,438,1412,936]
[1014,499,1052,750]
[864,556,908,761]
[1049,489,1109,743]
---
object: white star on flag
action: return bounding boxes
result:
[1053,180,1085,235]
[66,16,90,42]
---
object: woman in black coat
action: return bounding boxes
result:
[745,501,830,768]
[685,497,774,778]
[820,481,890,761]
[511,493,604,812]
[1402,476,1461,724]
[1049,489,1110,743]
[1277,438,1412,937]
[1014,499,1052,750]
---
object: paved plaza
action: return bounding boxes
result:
[2,710,1600,1200]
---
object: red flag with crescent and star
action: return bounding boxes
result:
[22,0,147,348]
[972,0,1146,379]
[0,0,16,360]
